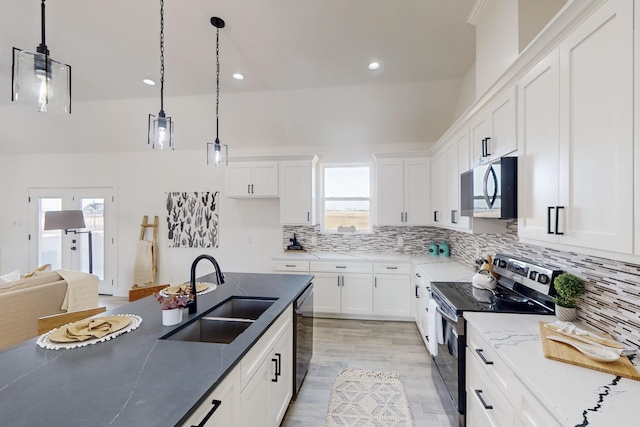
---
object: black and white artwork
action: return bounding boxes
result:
[166,191,219,248]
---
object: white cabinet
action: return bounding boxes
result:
[519,0,633,255]
[466,323,562,427]
[413,270,429,347]
[239,306,293,427]
[375,155,430,226]
[279,156,318,225]
[310,262,373,316]
[469,86,517,167]
[373,262,411,318]
[181,366,239,427]
[227,161,279,198]
[444,129,471,230]
[430,151,445,225]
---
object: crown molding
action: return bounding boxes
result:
[466,0,488,26]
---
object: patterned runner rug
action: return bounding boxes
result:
[326,368,415,427]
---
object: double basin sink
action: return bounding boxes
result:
[162,296,277,344]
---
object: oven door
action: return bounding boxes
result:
[432,306,465,415]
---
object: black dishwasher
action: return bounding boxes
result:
[293,283,313,397]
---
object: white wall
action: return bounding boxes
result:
[451,62,477,121]
[475,0,519,97]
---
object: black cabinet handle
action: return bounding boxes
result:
[275,352,282,376]
[192,400,222,427]
[433,211,438,222]
[475,348,494,365]
[247,184,251,194]
[386,266,398,270]
[451,210,458,224]
[415,284,419,298]
[374,277,377,288]
[272,357,279,382]
[251,184,254,194]
[404,212,408,222]
[481,138,486,157]
[547,206,555,234]
[285,264,295,268]
[474,389,493,410]
[556,206,564,235]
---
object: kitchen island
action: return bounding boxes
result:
[0,272,312,427]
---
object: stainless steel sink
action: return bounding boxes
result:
[161,297,277,344]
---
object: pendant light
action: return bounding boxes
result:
[148,0,174,150]
[206,17,228,166]
[12,0,72,113]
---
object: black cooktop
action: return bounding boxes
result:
[431,281,554,317]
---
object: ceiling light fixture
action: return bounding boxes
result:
[207,17,228,167]
[148,0,174,150]
[143,79,156,86]
[232,73,244,80]
[368,62,381,70]
[12,0,72,113]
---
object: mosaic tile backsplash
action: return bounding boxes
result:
[284,222,640,348]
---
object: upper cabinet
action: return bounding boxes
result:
[279,156,318,225]
[375,154,430,226]
[469,86,517,168]
[519,0,633,254]
[227,161,279,198]
[430,151,445,225]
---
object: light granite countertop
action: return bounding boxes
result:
[464,312,640,426]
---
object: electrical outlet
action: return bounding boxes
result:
[398,237,403,247]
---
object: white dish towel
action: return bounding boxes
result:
[428,298,444,356]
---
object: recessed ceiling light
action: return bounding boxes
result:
[232,73,244,80]
[143,78,156,86]
[368,62,381,70]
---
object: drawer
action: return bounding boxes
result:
[467,325,518,407]
[241,306,292,390]
[310,261,373,274]
[514,379,563,427]
[272,261,310,272]
[373,262,410,275]
[466,348,514,427]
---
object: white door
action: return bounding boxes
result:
[430,152,445,225]
[373,275,410,317]
[311,272,341,314]
[403,158,430,225]
[341,273,373,315]
[376,159,405,225]
[29,187,116,295]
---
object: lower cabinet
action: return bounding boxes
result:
[182,365,239,426]
[466,324,562,427]
[182,306,293,427]
[373,262,411,317]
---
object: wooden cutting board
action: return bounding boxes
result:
[539,322,640,381]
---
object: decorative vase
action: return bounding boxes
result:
[555,305,576,322]
[162,308,182,326]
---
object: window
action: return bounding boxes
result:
[322,165,371,231]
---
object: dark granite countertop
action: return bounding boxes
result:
[0,272,313,427]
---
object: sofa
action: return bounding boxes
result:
[0,270,99,351]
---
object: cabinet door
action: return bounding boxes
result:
[373,274,410,317]
[517,49,561,243]
[227,164,252,197]
[270,324,293,427]
[454,129,471,230]
[181,367,238,427]
[403,158,430,225]
[239,356,271,427]
[430,152,445,225]
[466,349,513,427]
[445,141,459,228]
[252,162,279,197]
[312,272,341,314]
[558,0,633,253]
[469,112,490,167]
[488,87,517,160]
[280,162,314,225]
[376,159,405,225]
[341,273,373,315]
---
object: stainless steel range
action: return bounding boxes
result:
[429,254,563,426]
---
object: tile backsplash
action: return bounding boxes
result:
[284,222,640,348]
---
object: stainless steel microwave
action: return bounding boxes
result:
[460,156,517,219]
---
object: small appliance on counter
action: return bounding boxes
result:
[438,241,450,257]
[428,242,439,256]
[286,233,305,251]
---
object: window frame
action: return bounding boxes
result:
[319,162,373,233]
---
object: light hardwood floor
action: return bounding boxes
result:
[283,317,458,427]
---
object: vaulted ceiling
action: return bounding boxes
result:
[0,0,476,154]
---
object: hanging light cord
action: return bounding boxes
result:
[215,26,220,143]
[37,0,48,54]
[159,0,165,114]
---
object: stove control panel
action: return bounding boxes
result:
[493,254,562,296]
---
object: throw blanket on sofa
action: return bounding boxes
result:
[58,269,99,312]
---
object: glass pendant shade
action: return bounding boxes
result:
[12,47,71,113]
[148,112,174,150]
[207,140,228,166]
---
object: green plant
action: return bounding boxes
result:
[553,273,585,308]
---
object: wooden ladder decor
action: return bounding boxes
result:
[130,216,163,301]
